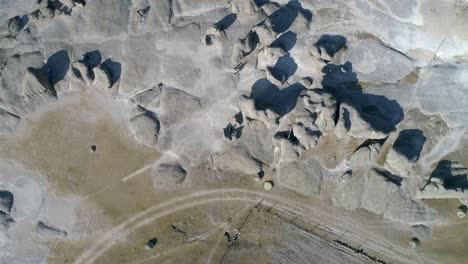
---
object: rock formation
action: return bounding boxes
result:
[1,0,468,263]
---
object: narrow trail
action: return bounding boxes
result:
[121,163,154,182]
[73,188,433,264]
[83,197,255,264]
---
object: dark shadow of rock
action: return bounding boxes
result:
[100,59,121,87]
[274,129,300,145]
[0,211,14,229]
[242,31,260,56]
[223,123,243,140]
[205,35,213,46]
[268,55,297,83]
[47,0,72,15]
[223,123,234,140]
[215,13,237,31]
[305,127,322,138]
[350,93,404,134]
[373,168,403,186]
[322,62,358,93]
[81,50,102,80]
[74,0,87,7]
[234,111,244,125]
[430,160,453,181]
[315,34,347,57]
[250,78,304,117]
[142,106,160,134]
[298,3,313,22]
[393,129,426,162]
[44,50,70,86]
[322,62,404,134]
[137,6,150,18]
[342,107,351,130]
[0,191,13,213]
[430,160,468,191]
[27,67,57,97]
[254,0,270,7]
[269,1,299,34]
[269,1,312,34]
[82,50,102,69]
[26,50,70,98]
[8,16,24,33]
[352,138,386,154]
[20,15,29,28]
[270,31,297,51]
[36,221,68,238]
[250,79,277,111]
[7,15,29,33]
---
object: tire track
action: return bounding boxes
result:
[74,189,430,264]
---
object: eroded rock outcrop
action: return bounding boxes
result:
[276,159,323,196]
[417,160,468,199]
[386,129,426,177]
[0,51,64,134]
[71,52,121,90]
[213,147,261,175]
[332,169,437,224]
[129,108,160,147]
[153,163,187,189]
[335,103,388,140]
[3,0,468,262]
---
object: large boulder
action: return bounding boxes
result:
[332,169,437,223]
[238,119,276,165]
[0,51,57,117]
[276,159,323,196]
[272,88,336,164]
[411,224,432,242]
[335,103,388,140]
[214,147,261,175]
[341,39,414,83]
[348,139,383,166]
[129,110,160,147]
[152,164,187,189]
[385,129,426,177]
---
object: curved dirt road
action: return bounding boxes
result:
[74,188,432,264]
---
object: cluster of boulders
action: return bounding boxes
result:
[1,0,465,240]
[223,112,244,141]
[272,87,335,163]
[71,51,121,90]
[206,0,445,226]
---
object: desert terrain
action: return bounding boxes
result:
[1,0,468,263]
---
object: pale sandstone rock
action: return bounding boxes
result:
[276,159,323,196]
[214,147,261,175]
